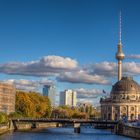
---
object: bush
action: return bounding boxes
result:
[8,112,23,119]
[0,112,8,124]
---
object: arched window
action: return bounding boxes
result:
[131,107,135,111]
[104,114,106,120]
[122,107,126,112]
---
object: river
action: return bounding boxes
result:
[0,127,136,140]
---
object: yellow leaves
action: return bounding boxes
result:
[51,106,87,119]
[15,91,52,118]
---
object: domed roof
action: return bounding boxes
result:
[111,76,140,94]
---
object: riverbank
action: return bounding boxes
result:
[0,124,9,135]
[118,123,140,139]
[0,122,57,135]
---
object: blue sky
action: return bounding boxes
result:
[0,0,140,106]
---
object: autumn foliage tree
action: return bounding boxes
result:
[51,106,87,119]
[15,91,51,118]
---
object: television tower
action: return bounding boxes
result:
[116,12,125,81]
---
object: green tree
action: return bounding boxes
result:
[8,112,23,119]
[0,112,8,124]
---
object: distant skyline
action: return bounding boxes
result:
[1,0,140,106]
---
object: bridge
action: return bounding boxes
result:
[12,118,118,124]
[11,118,119,133]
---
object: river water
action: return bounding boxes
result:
[0,127,136,140]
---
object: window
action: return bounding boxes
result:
[2,106,7,113]
[131,107,135,111]
[122,107,126,111]
[108,107,111,111]
[113,96,116,99]
[104,114,106,120]
[108,113,111,120]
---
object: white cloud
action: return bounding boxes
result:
[76,88,103,98]
[86,61,140,78]
[75,88,110,106]
[78,98,93,104]
[57,70,110,85]
[0,55,78,77]
[1,55,140,86]
[86,61,117,77]
[2,79,53,92]
[41,56,78,69]
[0,55,111,85]
[127,54,140,59]
[123,62,140,75]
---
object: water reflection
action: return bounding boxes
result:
[0,127,135,140]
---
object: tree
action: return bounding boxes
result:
[9,112,23,119]
[0,112,8,124]
[51,106,87,119]
[15,91,52,118]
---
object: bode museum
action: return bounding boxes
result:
[100,76,140,121]
[100,17,140,121]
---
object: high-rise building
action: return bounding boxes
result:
[0,83,16,114]
[43,85,55,106]
[60,89,77,107]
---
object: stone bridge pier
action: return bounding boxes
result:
[74,123,80,133]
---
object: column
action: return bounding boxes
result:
[111,106,114,120]
[135,106,138,120]
[119,106,121,119]
[127,106,130,120]
[74,123,80,133]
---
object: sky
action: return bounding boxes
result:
[0,0,140,106]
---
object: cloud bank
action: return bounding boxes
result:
[2,79,53,92]
[76,88,103,98]
[0,56,78,77]
[0,55,140,86]
[0,55,110,85]
[127,54,140,59]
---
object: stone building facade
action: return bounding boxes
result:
[0,83,16,114]
[100,76,140,121]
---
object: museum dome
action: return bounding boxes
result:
[111,76,140,95]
